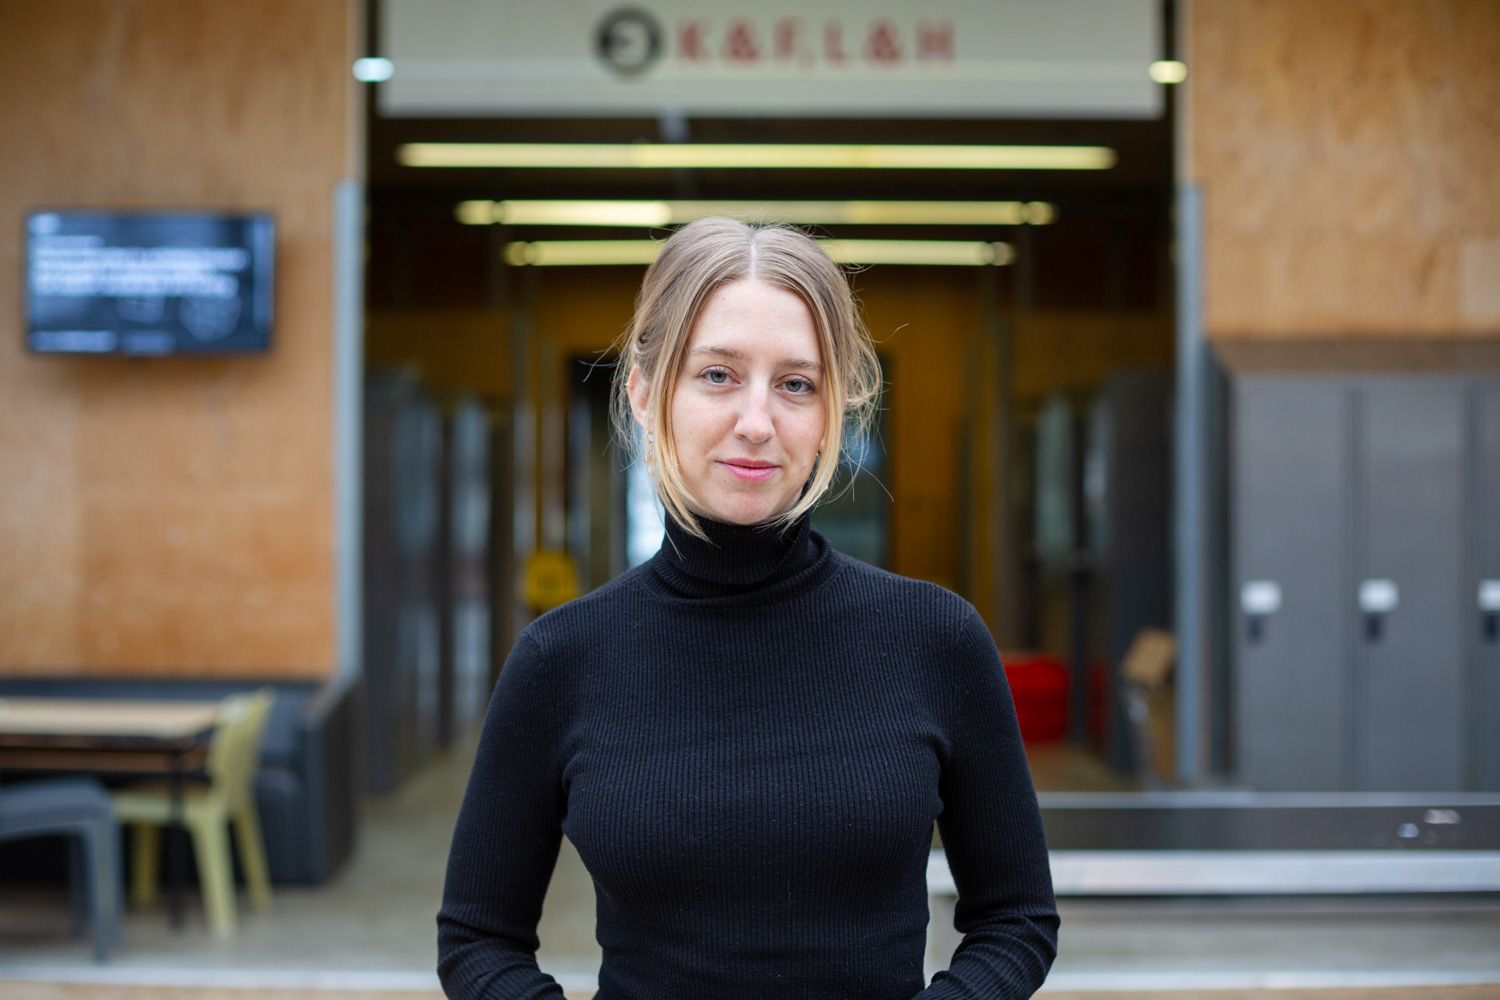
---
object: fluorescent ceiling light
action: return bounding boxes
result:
[504,239,1013,267]
[353,57,394,82]
[824,240,1013,266]
[459,200,1056,227]
[505,241,662,267]
[403,143,1115,171]
[1149,60,1187,84]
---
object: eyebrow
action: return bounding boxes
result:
[688,345,825,373]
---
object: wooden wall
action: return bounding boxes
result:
[856,271,985,599]
[367,310,511,399]
[0,2,356,677]
[1188,0,1500,341]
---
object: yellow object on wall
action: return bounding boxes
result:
[524,549,581,612]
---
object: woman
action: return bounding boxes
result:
[438,218,1057,1000]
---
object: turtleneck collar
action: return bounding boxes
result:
[646,509,833,602]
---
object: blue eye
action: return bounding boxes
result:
[704,369,730,384]
[784,378,814,394]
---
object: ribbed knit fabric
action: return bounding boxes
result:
[437,512,1058,1000]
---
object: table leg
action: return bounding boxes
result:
[167,748,185,928]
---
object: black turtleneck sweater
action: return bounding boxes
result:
[438,514,1058,1000]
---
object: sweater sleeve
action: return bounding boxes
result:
[437,632,569,1000]
[918,610,1059,1000]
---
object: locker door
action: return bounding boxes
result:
[1477,384,1500,791]
[1234,378,1351,791]
[1356,379,1466,791]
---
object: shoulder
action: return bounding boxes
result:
[490,567,653,716]
[816,551,990,677]
[521,563,651,646]
[828,551,978,638]
[820,555,1005,732]
[504,564,659,690]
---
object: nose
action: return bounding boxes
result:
[734,384,774,444]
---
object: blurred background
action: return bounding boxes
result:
[1,2,1498,999]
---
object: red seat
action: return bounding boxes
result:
[1001,653,1070,743]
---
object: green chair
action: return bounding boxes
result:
[114,689,273,935]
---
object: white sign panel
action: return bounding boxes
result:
[380,0,1162,119]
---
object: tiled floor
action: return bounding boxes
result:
[1,732,1497,997]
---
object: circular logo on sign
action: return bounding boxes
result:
[595,7,662,77]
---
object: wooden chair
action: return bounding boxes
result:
[114,689,273,934]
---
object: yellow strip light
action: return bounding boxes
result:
[458,199,1056,227]
[403,143,1115,171]
[1149,60,1188,84]
[505,240,661,267]
[504,239,1014,268]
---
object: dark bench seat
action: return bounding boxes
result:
[0,675,360,885]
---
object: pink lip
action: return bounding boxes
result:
[720,460,778,482]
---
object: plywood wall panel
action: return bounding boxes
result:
[366,310,514,399]
[1013,311,1173,402]
[854,270,984,598]
[1189,0,1500,338]
[0,2,354,676]
[0,367,84,668]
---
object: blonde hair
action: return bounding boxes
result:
[613,217,881,539]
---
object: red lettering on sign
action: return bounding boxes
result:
[722,19,760,62]
[916,20,954,61]
[670,15,948,69]
[823,21,845,65]
[678,20,710,61]
[774,17,803,60]
[864,20,902,64]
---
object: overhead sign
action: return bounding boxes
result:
[380,0,1162,119]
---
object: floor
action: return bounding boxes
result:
[1,734,1497,999]
[3,987,1498,1000]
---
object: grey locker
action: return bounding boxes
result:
[1478,387,1500,790]
[1233,374,1498,793]
[1355,381,1466,790]
[1233,379,1352,791]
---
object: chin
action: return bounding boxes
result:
[697,490,793,527]
[703,503,777,526]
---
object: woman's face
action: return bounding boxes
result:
[633,278,827,526]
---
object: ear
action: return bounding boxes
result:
[626,364,652,431]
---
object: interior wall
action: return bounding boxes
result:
[367,310,512,399]
[0,2,356,677]
[1189,0,1500,341]
[371,265,1169,645]
[855,271,984,600]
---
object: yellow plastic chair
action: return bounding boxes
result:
[115,689,274,934]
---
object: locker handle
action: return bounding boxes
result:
[1240,581,1281,645]
[1482,581,1500,643]
[1359,579,1398,644]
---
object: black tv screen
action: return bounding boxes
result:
[25,210,274,356]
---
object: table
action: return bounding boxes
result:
[0,697,220,927]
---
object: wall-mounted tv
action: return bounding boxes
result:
[25,210,274,356]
